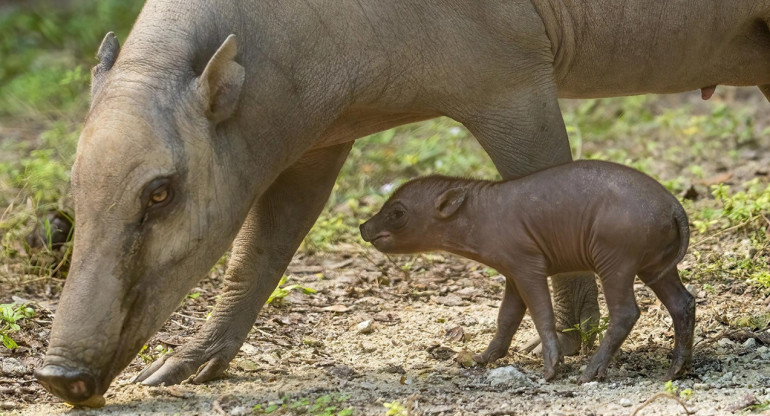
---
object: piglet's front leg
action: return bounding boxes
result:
[474,278,527,364]
[511,263,562,381]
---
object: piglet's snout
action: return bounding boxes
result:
[359,222,373,242]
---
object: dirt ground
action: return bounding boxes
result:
[2,90,770,416]
[4,247,770,416]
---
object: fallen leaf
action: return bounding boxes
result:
[321,304,350,313]
[445,325,465,342]
[696,172,732,186]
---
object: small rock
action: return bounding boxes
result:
[743,338,758,349]
[619,398,633,407]
[303,337,323,347]
[229,406,251,416]
[486,366,534,388]
[361,341,377,353]
[693,382,709,391]
[239,343,259,355]
[717,337,735,349]
[1,358,28,377]
[384,364,406,374]
[433,295,465,307]
[455,287,480,299]
[356,320,374,334]
[685,284,696,296]
[0,402,16,410]
[327,365,357,380]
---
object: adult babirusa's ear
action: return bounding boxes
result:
[198,34,245,123]
[91,32,120,98]
[434,187,467,219]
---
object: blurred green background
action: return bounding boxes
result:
[0,0,768,289]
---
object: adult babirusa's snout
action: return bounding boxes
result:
[35,364,105,408]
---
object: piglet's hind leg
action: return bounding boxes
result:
[578,268,640,384]
[475,278,527,364]
[639,266,695,381]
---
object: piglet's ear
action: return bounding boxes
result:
[198,34,245,123]
[91,32,120,98]
[434,187,467,219]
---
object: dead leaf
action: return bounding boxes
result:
[322,304,350,313]
[445,325,465,342]
[164,385,193,398]
[696,172,732,186]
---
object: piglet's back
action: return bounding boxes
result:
[506,160,686,273]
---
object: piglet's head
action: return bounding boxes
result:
[360,177,468,254]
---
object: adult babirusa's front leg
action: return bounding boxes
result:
[456,75,601,357]
[135,143,353,386]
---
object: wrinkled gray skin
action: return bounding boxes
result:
[359,160,694,383]
[35,0,770,407]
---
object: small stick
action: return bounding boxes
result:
[691,218,752,248]
[630,392,691,416]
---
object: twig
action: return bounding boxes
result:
[172,312,206,321]
[631,392,691,416]
[691,218,752,248]
[405,393,419,416]
[384,254,410,281]
[169,320,191,330]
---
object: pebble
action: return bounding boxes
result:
[486,366,534,388]
[685,284,696,296]
[0,402,16,410]
[239,343,259,355]
[229,405,250,415]
[356,320,374,334]
[717,338,735,349]
[743,338,757,348]
[434,295,465,307]
[619,398,633,407]
[360,341,377,353]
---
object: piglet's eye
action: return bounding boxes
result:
[390,210,404,220]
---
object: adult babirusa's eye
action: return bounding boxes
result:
[391,209,405,220]
[144,177,174,209]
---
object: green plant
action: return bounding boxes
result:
[663,380,693,401]
[383,401,407,416]
[267,276,317,305]
[562,316,610,345]
[137,344,172,364]
[253,394,353,415]
[1,303,35,349]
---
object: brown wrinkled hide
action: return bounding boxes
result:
[38,0,767,405]
[361,161,694,382]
